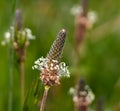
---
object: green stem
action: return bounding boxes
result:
[8,46,14,111]
[20,60,25,107]
[40,86,50,111]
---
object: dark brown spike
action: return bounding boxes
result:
[47,29,66,61]
[78,78,86,91]
[77,78,88,97]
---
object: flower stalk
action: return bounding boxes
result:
[2,9,35,108]
[20,60,25,105]
[33,29,70,111]
[73,0,97,58]
[13,9,35,107]
[14,9,26,106]
[70,78,95,111]
[96,97,104,111]
[40,86,50,111]
[8,46,14,111]
[74,0,88,51]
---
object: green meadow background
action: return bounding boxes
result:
[0,0,120,111]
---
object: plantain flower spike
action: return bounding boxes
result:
[32,29,70,86]
[47,29,66,61]
[70,78,95,110]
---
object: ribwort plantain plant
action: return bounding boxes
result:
[70,0,97,67]
[70,78,95,111]
[2,9,35,109]
[14,9,35,107]
[32,29,70,111]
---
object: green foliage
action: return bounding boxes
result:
[0,0,120,111]
[23,78,43,111]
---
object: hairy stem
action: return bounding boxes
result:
[20,60,25,106]
[40,86,50,111]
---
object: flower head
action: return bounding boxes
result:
[1,27,14,46]
[1,9,35,46]
[1,27,35,46]
[70,4,97,27]
[32,29,70,86]
[70,78,95,107]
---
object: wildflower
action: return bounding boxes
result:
[1,10,35,46]
[70,5,83,16]
[32,29,70,86]
[87,11,97,27]
[1,27,35,46]
[25,28,36,40]
[70,78,95,110]
[71,1,97,49]
[70,5,97,26]
[1,27,14,46]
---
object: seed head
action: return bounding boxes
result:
[47,29,66,61]
[70,78,95,107]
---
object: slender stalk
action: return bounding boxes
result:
[40,86,50,111]
[8,46,14,111]
[78,104,88,111]
[96,98,104,111]
[8,0,17,109]
[20,60,25,106]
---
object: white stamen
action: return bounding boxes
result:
[50,63,54,67]
[32,57,70,78]
[50,67,53,70]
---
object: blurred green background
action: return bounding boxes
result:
[0,0,120,111]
